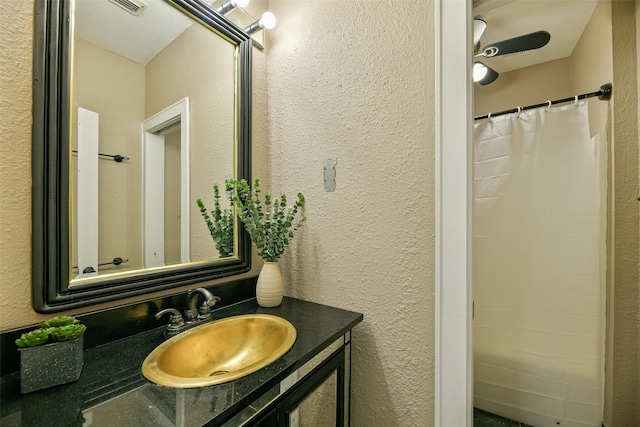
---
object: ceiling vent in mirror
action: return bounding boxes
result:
[108,0,148,16]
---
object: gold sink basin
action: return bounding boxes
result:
[142,314,297,388]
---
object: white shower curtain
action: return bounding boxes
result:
[473,103,605,427]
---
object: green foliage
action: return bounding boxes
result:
[197,183,234,258]
[16,316,86,348]
[40,315,79,328]
[15,329,51,348]
[49,324,87,342]
[227,178,306,262]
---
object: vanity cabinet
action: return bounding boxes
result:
[247,346,347,427]
[223,332,351,427]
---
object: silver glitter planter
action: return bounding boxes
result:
[19,336,84,394]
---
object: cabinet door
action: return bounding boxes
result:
[251,408,277,426]
[278,348,345,427]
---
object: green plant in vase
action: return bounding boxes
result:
[197,183,235,258]
[226,178,306,307]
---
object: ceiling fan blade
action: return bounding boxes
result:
[478,31,551,58]
[473,62,499,85]
[474,18,487,47]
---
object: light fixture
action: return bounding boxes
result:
[216,0,250,15]
[473,63,488,82]
[473,62,499,86]
[244,11,276,35]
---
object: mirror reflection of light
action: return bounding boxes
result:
[473,62,488,82]
[235,0,250,7]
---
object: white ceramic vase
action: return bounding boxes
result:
[256,262,283,307]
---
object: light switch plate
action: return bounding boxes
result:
[323,158,337,192]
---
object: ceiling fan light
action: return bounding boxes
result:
[473,63,488,82]
[473,62,499,85]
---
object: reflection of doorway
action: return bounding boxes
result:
[142,98,190,268]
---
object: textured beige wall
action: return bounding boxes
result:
[266,1,435,425]
[0,0,265,330]
[637,1,640,422]
[0,0,34,328]
[571,0,612,137]
[473,58,573,116]
[607,2,640,425]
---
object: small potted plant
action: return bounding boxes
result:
[197,183,235,258]
[227,178,306,307]
[15,315,87,393]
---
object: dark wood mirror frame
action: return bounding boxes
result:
[32,0,252,313]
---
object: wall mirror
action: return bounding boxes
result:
[32,0,252,312]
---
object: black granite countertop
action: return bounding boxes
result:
[0,297,363,427]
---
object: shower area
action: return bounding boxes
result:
[471,2,612,426]
[473,98,608,427]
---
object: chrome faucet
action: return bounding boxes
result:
[184,287,221,322]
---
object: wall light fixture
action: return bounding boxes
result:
[216,0,250,16]
[244,11,276,34]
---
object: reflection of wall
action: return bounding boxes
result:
[146,23,235,262]
[73,39,145,273]
[298,371,337,426]
[77,21,237,267]
[0,0,264,330]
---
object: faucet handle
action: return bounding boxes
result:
[207,295,221,307]
[197,296,221,320]
[156,308,184,336]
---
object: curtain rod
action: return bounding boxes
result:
[474,83,612,121]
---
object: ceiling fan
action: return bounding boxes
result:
[473,18,551,85]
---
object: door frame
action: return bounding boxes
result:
[142,97,190,268]
[434,1,473,425]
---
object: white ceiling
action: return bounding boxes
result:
[473,0,598,74]
[75,0,194,65]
